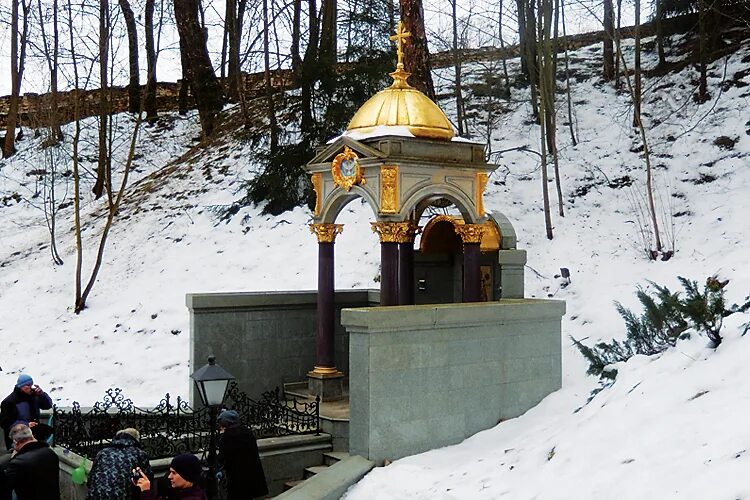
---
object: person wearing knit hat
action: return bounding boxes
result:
[1,373,53,451]
[217,409,239,428]
[134,453,207,500]
[86,427,152,500]
[218,410,268,499]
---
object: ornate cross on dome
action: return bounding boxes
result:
[390,20,411,68]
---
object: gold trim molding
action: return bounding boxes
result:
[476,172,489,217]
[454,224,487,244]
[379,166,399,214]
[309,223,344,243]
[311,173,323,216]
[370,221,419,243]
[308,366,344,378]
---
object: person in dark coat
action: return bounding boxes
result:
[0,464,10,500]
[217,410,268,499]
[87,428,153,500]
[0,374,53,449]
[134,453,206,500]
[1,424,60,500]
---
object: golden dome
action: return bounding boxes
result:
[346,66,455,141]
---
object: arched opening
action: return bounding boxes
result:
[413,209,503,305]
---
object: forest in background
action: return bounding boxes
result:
[0,0,748,314]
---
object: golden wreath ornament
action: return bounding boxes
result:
[331,146,366,192]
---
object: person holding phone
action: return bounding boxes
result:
[133,454,207,500]
[0,375,53,451]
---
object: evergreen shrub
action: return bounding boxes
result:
[573,276,750,378]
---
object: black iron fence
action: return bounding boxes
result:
[52,382,320,460]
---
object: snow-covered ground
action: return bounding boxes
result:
[1,31,750,499]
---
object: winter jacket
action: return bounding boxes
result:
[0,465,10,500]
[139,485,207,500]
[0,388,53,449]
[87,434,153,500]
[218,425,268,499]
[1,440,60,500]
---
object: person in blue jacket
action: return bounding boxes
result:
[0,374,53,450]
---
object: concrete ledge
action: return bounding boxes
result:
[187,289,380,311]
[275,455,375,500]
[342,299,566,332]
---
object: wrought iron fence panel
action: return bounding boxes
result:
[53,383,320,460]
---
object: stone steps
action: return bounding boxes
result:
[276,455,375,500]
[281,451,352,492]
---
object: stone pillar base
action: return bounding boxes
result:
[307,368,345,402]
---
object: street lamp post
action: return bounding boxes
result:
[191,355,235,500]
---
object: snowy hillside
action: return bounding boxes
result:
[1,29,750,498]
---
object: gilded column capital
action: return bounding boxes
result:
[370,221,420,243]
[310,223,344,243]
[455,224,486,244]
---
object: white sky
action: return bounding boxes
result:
[2,16,746,500]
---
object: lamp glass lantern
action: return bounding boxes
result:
[190,356,235,407]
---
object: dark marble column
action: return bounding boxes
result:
[380,242,399,306]
[456,224,486,303]
[317,241,335,367]
[398,242,414,305]
[308,223,344,401]
[371,222,411,306]
[396,222,419,305]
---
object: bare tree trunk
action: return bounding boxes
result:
[93,0,109,199]
[517,0,528,77]
[615,0,622,88]
[291,0,303,79]
[119,0,140,113]
[174,0,225,137]
[399,0,436,100]
[539,0,563,218]
[263,0,278,152]
[632,0,641,127]
[37,0,62,142]
[523,0,539,120]
[3,0,29,158]
[77,113,143,313]
[67,0,83,307]
[319,0,337,70]
[603,0,615,80]
[178,36,190,115]
[697,0,709,102]
[452,0,466,135]
[221,0,230,79]
[560,0,576,145]
[300,0,319,135]
[145,0,158,122]
[498,0,510,95]
[227,0,241,101]
[615,33,663,256]
[537,0,553,239]
[655,0,666,66]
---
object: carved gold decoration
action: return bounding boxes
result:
[331,146,365,192]
[454,224,487,244]
[309,223,344,243]
[311,173,323,216]
[380,166,399,214]
[370,221,420,243]
[476,172,489,217]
